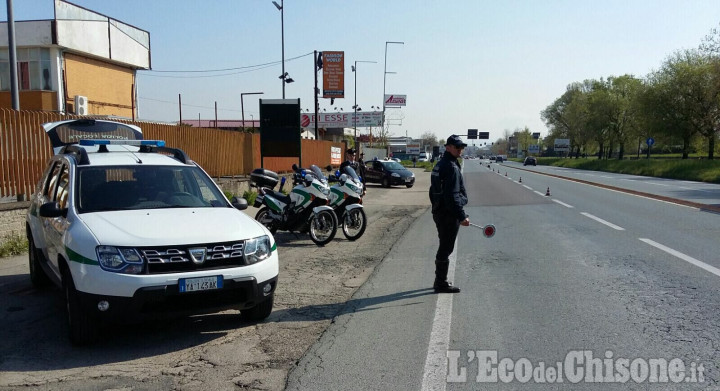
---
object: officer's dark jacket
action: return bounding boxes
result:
[429,151,468,220]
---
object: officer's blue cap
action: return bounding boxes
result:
[445,135,467,148]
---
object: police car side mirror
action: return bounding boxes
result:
[39,201,67,218]
[230,196,248,211]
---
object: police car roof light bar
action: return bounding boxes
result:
[79,139,166,147]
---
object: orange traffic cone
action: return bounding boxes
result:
[545,187,551,196]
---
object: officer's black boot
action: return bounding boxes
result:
[434,260,460,293]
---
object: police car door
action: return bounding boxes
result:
[42,161,71,275]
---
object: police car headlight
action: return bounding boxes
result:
[96,246,144,274]
[244,235,271,265]
[391,173,400,177]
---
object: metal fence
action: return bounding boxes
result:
[0,109,344,199]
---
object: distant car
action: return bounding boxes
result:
[489,156,496,161]
[495,156,504,163]
[365,159,415,188]
[524,156,537,166]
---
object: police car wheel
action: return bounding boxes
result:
[382,177,390,188]
[63,267,99,345]
[28,235,51,288]
[241,295,274,321]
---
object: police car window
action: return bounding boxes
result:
[55,165,70,209]
[44,162,62,199]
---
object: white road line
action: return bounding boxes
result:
[639,238,720,278]
[580,212,625,230]
[552,199,574,208]
[534,190,545,196]
[523,185,533,190]
[421,240,457,391]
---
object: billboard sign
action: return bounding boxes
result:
[406,143,421,154]
[554,138,570,152]
[528,144,540,154]
[260,99,301,158]
[301,111,382,128]
[384,94,407,107]
[322,51,345,98]
[330,146,342,165]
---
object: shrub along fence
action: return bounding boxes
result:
[0,109,344,199]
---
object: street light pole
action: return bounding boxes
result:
[382,41,404,137]
[352,60,376,149]
[241,92,263,131]
[272,0,285,98]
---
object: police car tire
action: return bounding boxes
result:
[63,268,99,345]
[241,295,274,321]
[406,184,413,188]
[382,177,390,188]
[28,235,51,288]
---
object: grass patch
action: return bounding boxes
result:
[0,232,28,257]
[546,158,720,183]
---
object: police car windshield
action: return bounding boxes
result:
[77,165,228,213]
[382,161,405,170]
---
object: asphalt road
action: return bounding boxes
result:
[286,159,720,390]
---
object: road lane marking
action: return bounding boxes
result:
[421,239,457,391]
[523,185,533,190]
[552,199,574,208]
[534,191,545,196]
[639,238,720,278]
[580,212,625,230]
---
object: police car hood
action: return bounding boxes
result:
[79,208,268,245]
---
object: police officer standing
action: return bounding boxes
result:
[428,135,470,293]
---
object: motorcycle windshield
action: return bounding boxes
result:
[343,165,360,182]
[309,165,326,184]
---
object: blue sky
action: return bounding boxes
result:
[2,0,720,143]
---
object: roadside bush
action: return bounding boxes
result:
[242,190,258,205]
[550,158,720,183]
[0,232,28,257]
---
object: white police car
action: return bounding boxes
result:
[26,119,278,345]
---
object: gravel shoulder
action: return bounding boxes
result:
[0,168,430,391]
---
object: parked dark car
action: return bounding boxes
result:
[524,156,537,166]
[364,159,415,188]
[495,156,504,163]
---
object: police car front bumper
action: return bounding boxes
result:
[74,275,278,321]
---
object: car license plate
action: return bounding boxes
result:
[179,276,223,293]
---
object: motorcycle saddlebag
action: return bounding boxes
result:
[250,168,279,188]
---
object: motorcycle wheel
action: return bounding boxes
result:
[342,208,367,241]
[255,207,278,234]
[309,209,337,246]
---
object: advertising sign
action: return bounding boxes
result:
[260,99,301,159]
[330,146,342,165]
[554,138,570,152]
[301,111,382,128]
[406,143,421,154]
[384,94,407,107]
[322,51,345,98]
[528,144,540,154]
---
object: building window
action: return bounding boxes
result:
[0,48,52,91]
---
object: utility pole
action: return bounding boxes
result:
[6,0,20,110]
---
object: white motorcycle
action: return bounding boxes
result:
[328,166,367,241]
[252,164,338,246]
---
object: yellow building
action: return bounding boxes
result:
[0,0,150,119]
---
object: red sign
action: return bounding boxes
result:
[301,114,311,128]
[322,51,345,98]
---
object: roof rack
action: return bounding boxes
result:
[59,145,90,165]
[138,145,190,164]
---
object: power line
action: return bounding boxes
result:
[139,51,313,78]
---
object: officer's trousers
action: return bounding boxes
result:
[432,212,461,283]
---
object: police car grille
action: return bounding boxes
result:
[140,242,245,274]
